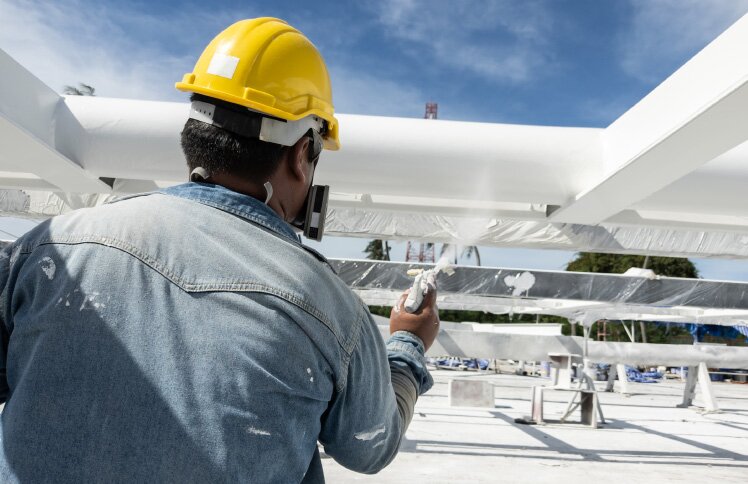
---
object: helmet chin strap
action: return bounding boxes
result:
[263,181,273,204]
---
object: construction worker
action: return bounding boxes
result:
[0,17,438,483]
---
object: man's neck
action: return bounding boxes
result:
[209,175,287,221]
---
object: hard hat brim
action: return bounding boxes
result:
[176,82,340,150]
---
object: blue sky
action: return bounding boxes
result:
[1,0,748,280]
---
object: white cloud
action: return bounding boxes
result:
[0,0,237,101]
[371,0,556,83]
[330,66,425,117]
[0,0,428,118]
[620,0,748,83]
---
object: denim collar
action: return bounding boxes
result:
[160,182,301,245]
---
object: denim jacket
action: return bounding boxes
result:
[0,182,432,483]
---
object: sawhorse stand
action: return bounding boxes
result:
[677,362,720,413]
[605,364,630,394]
[528,354,605,428]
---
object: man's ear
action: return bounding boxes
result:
[288,136,311,182]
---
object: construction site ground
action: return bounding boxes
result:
[322,368,748,483]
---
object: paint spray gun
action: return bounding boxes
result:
[404,256,455,313]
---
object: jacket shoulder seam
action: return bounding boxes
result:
[18,236,353,352]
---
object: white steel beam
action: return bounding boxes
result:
[607,209,748,233]
[0,49,110,193]
[333,259,748,325]
[0,172,57,191]
[373,327,748,368]
[0,115,111,193]
[549,13,748,225]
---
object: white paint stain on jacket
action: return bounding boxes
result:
[354,426,386,441]
[247,426,271,436]
[9,247,20,267]
[39,257,56,280]
[79,292,106,311]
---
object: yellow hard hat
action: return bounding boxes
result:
[176,17,339,150]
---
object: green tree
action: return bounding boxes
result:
[566,252,698,343]
[364,240,390,261]
[566,253,698,278]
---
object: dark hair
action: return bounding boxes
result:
[180,94,285,181]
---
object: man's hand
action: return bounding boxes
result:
[390,284,439,351]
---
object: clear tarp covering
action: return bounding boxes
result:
[330,259,748,326]
[325,208,748,259]
[0,189,114,219]
[6,191,748,259]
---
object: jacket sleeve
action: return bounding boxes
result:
[0,245,13,403]
[318,310,433,474]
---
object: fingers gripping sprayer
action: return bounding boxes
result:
[404,256,455,313]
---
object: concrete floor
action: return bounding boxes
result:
[322,369,748,483]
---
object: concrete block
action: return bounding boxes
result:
[448,379,494,408]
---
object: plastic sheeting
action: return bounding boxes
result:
[325,208,748,259]
[0,189,114,219]
[331,259,748,326]
[5,190,748,259]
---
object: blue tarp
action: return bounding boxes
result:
[433,358,490,370]
[625,365,661,383]
[686,323,748,343]
[655,322,748,343]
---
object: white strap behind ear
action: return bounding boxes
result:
[263,181,273,204]
[190,167,211,182]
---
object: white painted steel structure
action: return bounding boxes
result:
[1,14,748,258]
[2,16,748,411]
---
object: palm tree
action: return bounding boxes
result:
[462,246,481,266]
[364,240,391,261]
[440,244,457,264]
[440,243,481,266]
[63,83,96,96]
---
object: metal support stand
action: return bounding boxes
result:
[605,363,631,394]
[531,357,605,427]
[531,376,603,428]
[605,364,616,392]
[580,391,597,427]
[677,362,720,412]
[679,365,698,407]
[531,386,544,424]
[527,320,607,428]
[548,353,579,388]
[559,364,605,426]
[616,364,630,394]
